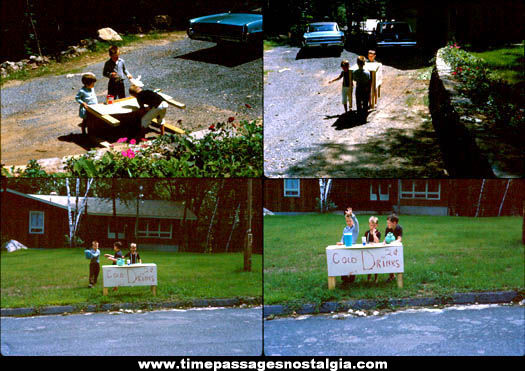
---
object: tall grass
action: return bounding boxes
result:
[1,249,262,308]
[264,214,524,306]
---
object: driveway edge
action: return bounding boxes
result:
[0,296,262,317]
[263,290,523,317]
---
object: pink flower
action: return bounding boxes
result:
[140,138,148,142]
[117,137,128,143]
[121,149,136,159]
[130,139,136,145]
[209,124,215,131]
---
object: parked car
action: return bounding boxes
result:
[187,12,262,45]
[374,21,417,49]
[301,22,345,52]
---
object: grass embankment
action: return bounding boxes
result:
[264,214,524,307]
[1,31,186,87]
[1,249,262,309]
[469,44,524,85]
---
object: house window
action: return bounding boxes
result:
[284,179,300,197]
[107,224,125,239]
[370,184,389,201]
[136,219,173,239]
[400,181,441,200]
[29,211,44,234]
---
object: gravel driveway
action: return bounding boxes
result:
[1,36,262,166]
[264,45,445,177]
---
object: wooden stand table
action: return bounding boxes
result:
[85,92,185,138]
[326,242,403,289]
[102,263,157,296]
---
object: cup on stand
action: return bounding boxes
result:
[343,232,353,247]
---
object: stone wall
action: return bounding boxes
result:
[428,48,495,177]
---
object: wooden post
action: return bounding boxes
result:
[328,276,336,290]
[397,273,403,288]
[244,179,253,272]
[151,286,157,296]
[103,287,108,296]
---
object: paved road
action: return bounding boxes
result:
[1,35,262,166]
[264,304,524,356]
[1,307,262,356]
[264,45,444,177]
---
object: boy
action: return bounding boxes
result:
[104,241,123,291]
[104,241,123,264]
[329,60,352,113]
[87,241,101,288]
[129,85,169,137]
[364,216,381,283]
[124,243,142,264]
[384,214,403,283]
[367,50,377,63]
[352,56,371,123]
[75,73,98,135]
[103,45,133,99]
[336,207,359,284]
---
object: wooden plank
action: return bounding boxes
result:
[151,118,185,135]
[85,105,120,126]
[328,276,336,290]
[157,92,186,109]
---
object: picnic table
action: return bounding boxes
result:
[102,263,158,296]
[349,62,382,109]
[84,92,185,138]
[325,241,403,289]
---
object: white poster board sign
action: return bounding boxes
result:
[326,243,404,276]
[102,263,157,287]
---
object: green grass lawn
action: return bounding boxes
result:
[1,249,261,309]
[469,44,524,85]
[264,214,524,307]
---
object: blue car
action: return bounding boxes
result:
[302,22,345,52]
[187,12,263,44]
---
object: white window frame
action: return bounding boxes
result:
[284,179,300,197]
[29,211,45,234]
[107,224,125,239]
[370,184,390,201]
[400,181,441,200]
[136,219,173,239]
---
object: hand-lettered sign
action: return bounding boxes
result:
[326,243,404,276]
[102,264,157,287]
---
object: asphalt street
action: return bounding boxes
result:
[264,304,525,356]
[1,307,262,356]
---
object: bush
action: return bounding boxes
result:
[65,119,262,177]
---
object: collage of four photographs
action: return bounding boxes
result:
[1,0,524,360]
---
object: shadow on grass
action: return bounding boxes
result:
[285,115,446,177]
[175,44,262,67]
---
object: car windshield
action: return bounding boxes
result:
[308,24,337,32]
[380,23,411,34]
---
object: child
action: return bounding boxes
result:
[103,45,133,99]
[367,50,377,63]
[129,85,169,137]
[104,241,124,265]
[364,216,381,283]
[87,240,101,288]
[336,207,359,284]
[352,56,371,123]
[75,73,98,135]
[329,60,352,113]
[104,241,123,291]
[124,243,142,264]
[384,214,403,283]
